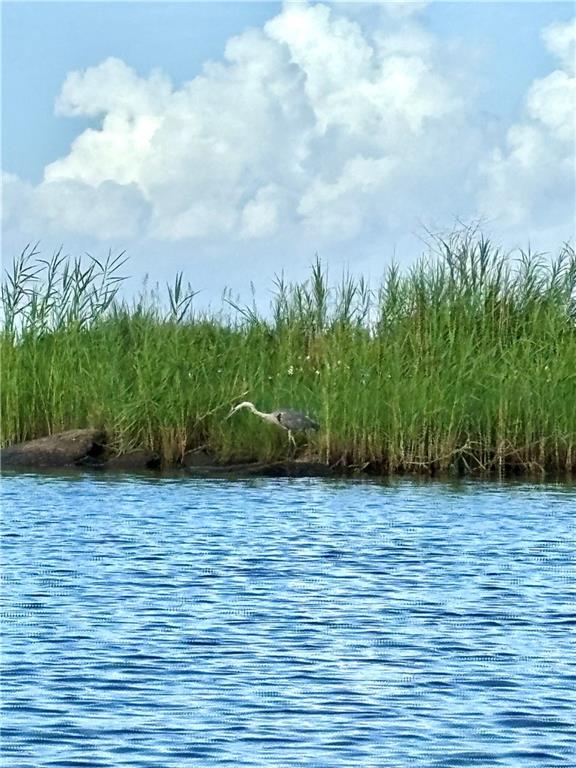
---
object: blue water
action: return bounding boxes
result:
[1,473,575,768]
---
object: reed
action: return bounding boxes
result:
[2,231,575,476]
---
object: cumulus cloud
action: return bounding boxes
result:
[3,171,149,239]
[542,18,576,73]
[478,18,576,231]
[2,3,574,266]
[2,2,467,244]
[240,184,283,239]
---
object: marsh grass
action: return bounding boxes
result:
[2,232,575,475]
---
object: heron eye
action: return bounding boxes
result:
[276,413,283,423]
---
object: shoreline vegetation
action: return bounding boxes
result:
[2,230,575,478]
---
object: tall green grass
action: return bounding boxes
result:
[2,231,575,475]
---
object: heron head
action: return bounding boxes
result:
[226,401,254,419]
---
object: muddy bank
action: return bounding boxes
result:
[4,429,561,479]
[0,429,342,478]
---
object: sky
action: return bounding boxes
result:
[2,1,575,304]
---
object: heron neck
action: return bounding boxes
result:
[249,404,270,420]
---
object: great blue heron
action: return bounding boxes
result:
[227,401,320,447]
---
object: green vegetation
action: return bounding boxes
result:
[2,230,575,476]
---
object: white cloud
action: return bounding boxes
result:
[3,2,466,245]
[527,70,574,142]
[478,18,576,230]
[55,56,172,119]
[35,180,149,239]
[2,173,32,226]
[240,184,282,239]
[298,154,397,239]
[542,18,576,74]
[2,4,574,276]
[2,172,148,240]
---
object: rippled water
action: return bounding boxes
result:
[2,472,575,767]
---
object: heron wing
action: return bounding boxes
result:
[279,409,320,430]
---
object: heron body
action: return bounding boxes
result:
[228,401,320,446]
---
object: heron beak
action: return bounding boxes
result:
[226,406,237,419]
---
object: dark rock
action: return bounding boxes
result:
[1,429,106,468]
[106,451,161,471]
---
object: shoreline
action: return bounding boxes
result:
[1,429,574,480]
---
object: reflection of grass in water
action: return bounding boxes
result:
[2,230,575,476]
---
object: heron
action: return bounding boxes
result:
[227,401,320,447]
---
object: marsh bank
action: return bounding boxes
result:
[2,232,575,477]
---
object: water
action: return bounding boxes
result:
[1,472,575,768]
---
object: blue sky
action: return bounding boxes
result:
[2,1,575,301]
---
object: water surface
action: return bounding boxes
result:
[2,473,575,767]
